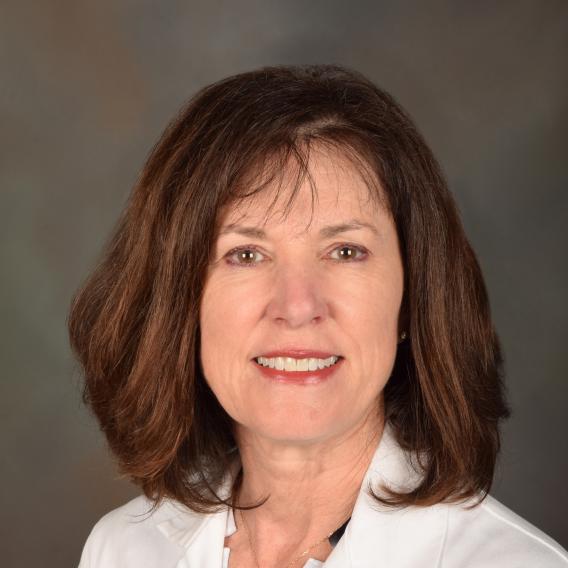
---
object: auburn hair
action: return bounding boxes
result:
[68,64,510,514]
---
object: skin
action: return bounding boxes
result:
[199,144,405,567]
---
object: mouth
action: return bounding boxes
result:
[251,355,344,385]
[253,355,343,372]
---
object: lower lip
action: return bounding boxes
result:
[252,358,344,385]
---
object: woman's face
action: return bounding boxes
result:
[199,145,404,445]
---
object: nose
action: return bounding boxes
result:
[265,261,329,328]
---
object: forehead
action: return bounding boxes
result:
[216,143,389,234]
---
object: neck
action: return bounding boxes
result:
[233,403,384,554]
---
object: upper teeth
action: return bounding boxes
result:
[255,356,340,371]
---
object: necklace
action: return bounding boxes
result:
[237,507,351,568]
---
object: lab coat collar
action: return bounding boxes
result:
[334,423,448,567]
[156,423,449,567]
[155,462,238,565]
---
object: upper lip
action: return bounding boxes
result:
[254,350,342,359]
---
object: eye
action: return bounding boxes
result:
[329,243,368,262]
[225,246,266,267]
[225,244,368,267]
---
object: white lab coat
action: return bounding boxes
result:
[78,423,568,567]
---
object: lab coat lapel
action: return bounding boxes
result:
[345,490,448,567]
[156,502,227,567]
[334,423,448,567]
[156,464,238,567]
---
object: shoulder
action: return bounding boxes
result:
[442,494,568,567]
[78,495,194,568]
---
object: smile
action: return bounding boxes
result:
[254,355,340,372]
[252,356,344,385]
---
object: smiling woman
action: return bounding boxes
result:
[68,64,568,567]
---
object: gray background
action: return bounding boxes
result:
[1,1,567,566]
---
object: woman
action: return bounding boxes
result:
[69,64,568,567]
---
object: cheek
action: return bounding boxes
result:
[199,278,257,405]
[342,268,402,331]
[344,276,402,389]
[201,271,262,324]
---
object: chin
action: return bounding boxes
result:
[252,413,343,444]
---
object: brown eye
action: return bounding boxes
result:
[226,246,265,266]
[330,244,367,262]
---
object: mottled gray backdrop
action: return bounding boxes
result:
[1,1,566,566]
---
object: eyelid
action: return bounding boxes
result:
[223,243,369,267]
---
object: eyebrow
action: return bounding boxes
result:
[219,219,379,239]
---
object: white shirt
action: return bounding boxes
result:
[78,424,568,567]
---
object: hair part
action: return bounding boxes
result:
[68,63,510,516]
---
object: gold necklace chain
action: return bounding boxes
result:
[237,507,349,568]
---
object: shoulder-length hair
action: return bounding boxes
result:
[68,64,510,514]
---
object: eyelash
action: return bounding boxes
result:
[224,243,369,267]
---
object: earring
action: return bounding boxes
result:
[399,331,407,343]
